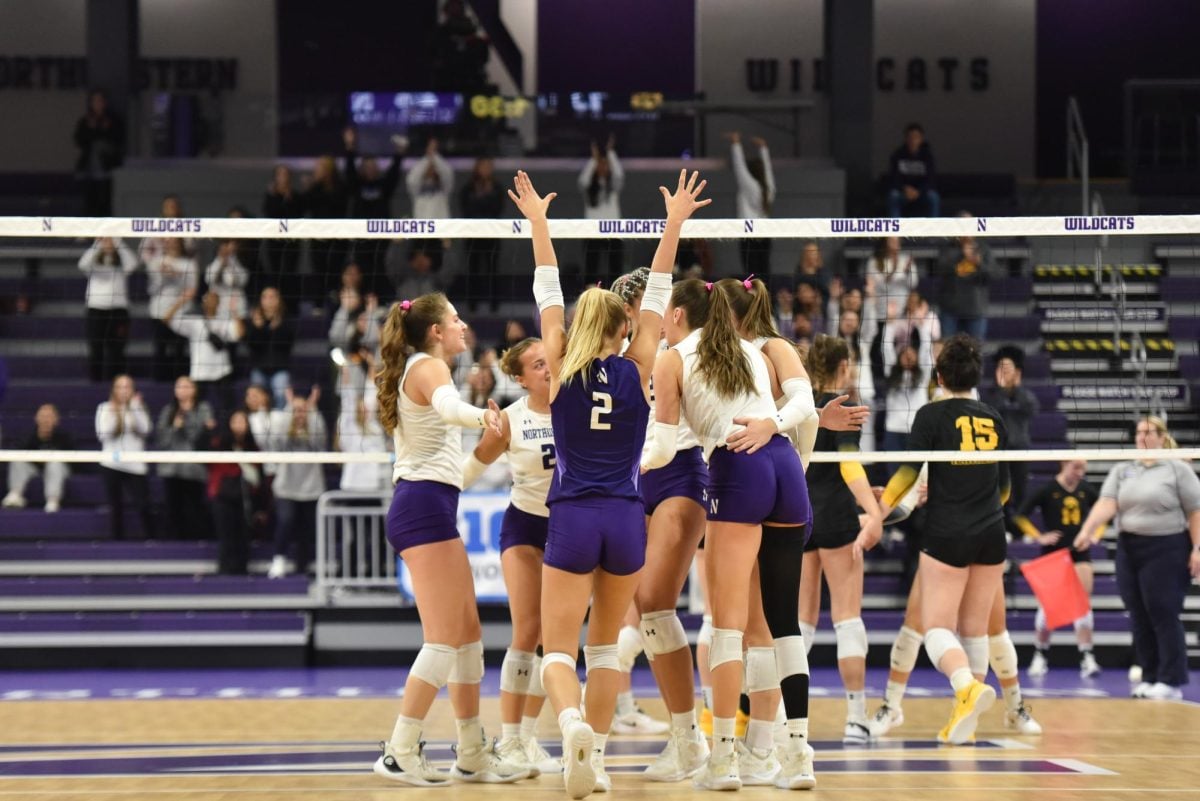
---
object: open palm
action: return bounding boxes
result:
[660,169,712,222]
[508,170,557,222]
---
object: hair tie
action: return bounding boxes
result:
[400,299,412,311]
[742,274,756,291]
[704,282,713,293]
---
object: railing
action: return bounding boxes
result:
[1067,97,1090,215]
[314,490,396,605]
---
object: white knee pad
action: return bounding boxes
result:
[500,648,535,695]
[410,643,457,689]
[584,643,621,675]
[617,625,644,671]
[891,625,923,673]
[448,640,484,684]
[774,635,809,680]
[744,646,781,693]
[798,621,816,656]
[923,627,961,671]
[698,615,714,649]
[1073,611,1094,632]
[961,635,989,677]
[834,617,868,661]
[528,654,546,697]
[1034,606,1048,634]
[988,631,1019,680]
[709,628,744,670]
[641,610,689,657]
[540,651,577,686]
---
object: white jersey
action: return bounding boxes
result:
[677,329,776,458]
[504,396,555,517]
[649,337,701,453]
[391,352,464,489]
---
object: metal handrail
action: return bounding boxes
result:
[1067,97,1090,214]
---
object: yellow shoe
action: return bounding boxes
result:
[942,681,995,745]
[735,708,750,739]
[699,706,713,737]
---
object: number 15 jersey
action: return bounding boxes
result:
[548,355,650,505]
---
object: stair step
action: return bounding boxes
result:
[1034,263,1162,281]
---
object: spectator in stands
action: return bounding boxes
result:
[244,383,278,492]
[774,284,796,340]
[204,409,263,575]
[79,237,138,382]
[95,375,156,539]
[245,287,295,410]
[406,137,453,270]
[793,281,826,345]
[3,404,74,513]
[865,236,919,324]
[983,346,1040,526]
[262,164,304,304]
[329,287,382,357]
[205,240,250,321]
[579,135,626,287]
[146,237,197,381]
[326,262,367,316]
[337,374,390,493]
[882,322,934,452]
[935,213,991,340]
[74,89,125,217]
[828,279,877,339]
[267,395,327,578]
[336,309,379,403]
[344,126,403,291]
[883,290,940,373]
[1075,417,1200,700]
[886,123,940,217]
[163,288,244,416]
[301,155,348,296]
[676,238,714,279]
[727,131,775,276]
[836,310,876,451]
[796,240,831,307]
[138,195,197,264]
[459,156,506,309]
[154,377,214,540]
[226,206,261,284]
[386,244,446,303]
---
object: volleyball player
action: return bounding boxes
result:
[1016,459,1102,678]
[643,278,819,790]
[509,168,708,799]
[797,335,884,744]
[876,334,1006,745]
[373,294,529,786]
[463,336,562,776]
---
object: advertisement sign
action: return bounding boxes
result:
[396,492,511,602]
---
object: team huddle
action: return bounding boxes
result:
[370,170,1044,797]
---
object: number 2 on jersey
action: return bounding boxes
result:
[540,443,557,471]
[590,391,613,430]
[954,415,998,451]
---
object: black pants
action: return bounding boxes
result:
[1116,532,1192,687]
[101,467,155,540]
[163,476,211,539]
[213,494,250,574]
[738,238,772,277]
[275,498,318,570]
[152,319,191,382]
[86,308,130,382]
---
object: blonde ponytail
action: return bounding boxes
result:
[560,288,628,386]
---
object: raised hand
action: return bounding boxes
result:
[508,170,557,222]
[817,394,869,431]
[484,398,503,437]
[659,169,712,223]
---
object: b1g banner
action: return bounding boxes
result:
[396,492,511,602]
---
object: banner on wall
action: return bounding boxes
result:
[396,492,511,602]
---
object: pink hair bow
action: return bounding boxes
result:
[400,299,412,311]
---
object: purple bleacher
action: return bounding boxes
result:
[1169,317,1200,341]
[1,382,173,412]
[0,508,149,539]
[0,610,306,633]
[1160,275,1200,298]
[1029,412,1068,441]
[1,353,330,379]
[1026,383,1058,409]
[0,316,156,340]
[988,276,1033,302]
[0,574,309,597]
[986,316,1041,340]
[1180,354,1200,379]
[0,540,274,562]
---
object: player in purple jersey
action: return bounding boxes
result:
[509,168,709,799]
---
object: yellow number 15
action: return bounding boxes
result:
[954,415,999,451]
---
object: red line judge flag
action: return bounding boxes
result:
[1019,548,1091,630]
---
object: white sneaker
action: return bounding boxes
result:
[525,736,562,775]
[1142,682,1183,701]
[496,736,537,778]
[267,555,289,579]
[775,742,817,790]
[2,491,25,509]
[1132,681,1153,698]
[843,719,870,745]
[612,706,670,735]
[736,741,781,786]
[591,750,611,793]
[1004,704,1043,735]
[1028,651,1049,678]
[43,498,60,514]
[561,719,596,799]
[644,728,709,782]
[1129,664,1143,683]
[1080,652,1101,678]
[867,704,904,739]
[372,740,451,786]
[451,737,531,783]
[693,751,742,791]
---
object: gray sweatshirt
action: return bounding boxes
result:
[269,409,328,501]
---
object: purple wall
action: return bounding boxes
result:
[1036,0,1200,177]
[536,0,695,93]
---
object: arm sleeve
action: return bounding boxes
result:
[774,377,817,433]
[462,453,488,488]
[118,241,138,273]
[430,384,488,428]
[95,404,116,440]
[78,243,99,272]
[432,153,454,191]
[730,141,753,191]
[759,145,775,205]
[132,406,152,438]
[578,157,596,192]
[405,157,426,197]
[641,422,678,471]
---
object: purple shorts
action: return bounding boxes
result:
[500,504,549,552]
[386,480,461,553]
[641,446,709,515]
[706,436,812,527]
[545,497,646,576]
